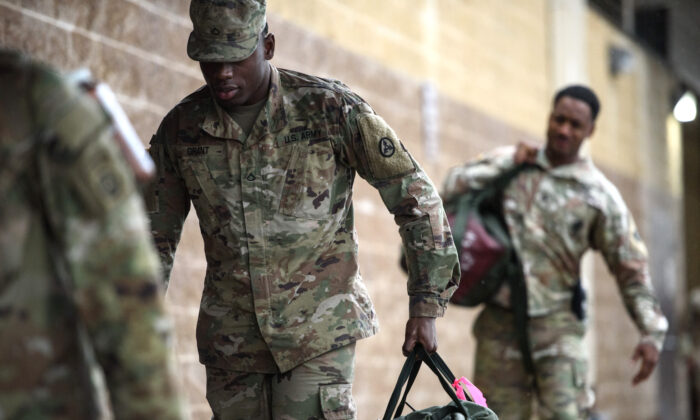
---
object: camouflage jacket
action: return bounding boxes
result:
[0,51,186,419]
[147,65,459,373]
[443,147,668,351]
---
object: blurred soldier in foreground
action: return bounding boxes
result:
[145,0,459,418]
[0,49,187,420]
[442,85,668,419]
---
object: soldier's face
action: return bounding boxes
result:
[200,33,275,110]
[545,96,595,167]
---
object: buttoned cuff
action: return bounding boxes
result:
[409,295,447,318]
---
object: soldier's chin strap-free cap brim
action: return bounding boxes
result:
[186,31,259,62]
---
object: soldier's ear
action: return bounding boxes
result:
[263,33,275,60]
[587,121,596,139]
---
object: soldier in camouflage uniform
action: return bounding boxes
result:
[145,0,459,419]
[442,85,668,420]
[0,50,187,420]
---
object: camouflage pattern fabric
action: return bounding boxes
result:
[0,50,187,420]
[473,304,593,420]
[443,146,668,418]
[205,343,356,419]
[187,0,267,62]
[146,65,460,374]
[443,146,668,350]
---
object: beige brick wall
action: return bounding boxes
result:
[268,0,551,140]
[2,1,686,419]
[269,16,541,416]
[586,11,643,180]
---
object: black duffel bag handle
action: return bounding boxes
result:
[382,345,473,420]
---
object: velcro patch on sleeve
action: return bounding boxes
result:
[71,132,132,217]
[356,113,416,180]
[52,92,107,155]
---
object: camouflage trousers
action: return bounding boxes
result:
[205,342,356,420]
[473,304,594,420]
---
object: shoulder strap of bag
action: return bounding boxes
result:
[450,163,534,255]
[448,162,538,377]
[510,253,536,376]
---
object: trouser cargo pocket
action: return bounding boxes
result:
[319,383,356,419]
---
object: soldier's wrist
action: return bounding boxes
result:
[409,296,445,318]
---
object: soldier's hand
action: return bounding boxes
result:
[402,317,437,357]
[631,341,660,385]
[514,141,538,164]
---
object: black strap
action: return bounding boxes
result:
[383,350,419,420]
[509,256,535,376]
[395,357,422,417]
[416,348,473,407]
[450,163,534,253]
[383,346,472,420]
[428,351,462,388]
[449,162,538,377]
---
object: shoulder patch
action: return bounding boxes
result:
[356,113,415,180]
[70,128,133,217]
[49,87,108,157]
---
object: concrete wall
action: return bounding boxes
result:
[0,0,688,419]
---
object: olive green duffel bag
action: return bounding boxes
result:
[382,345,498,420]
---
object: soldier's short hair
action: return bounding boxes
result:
[554,85,600,121]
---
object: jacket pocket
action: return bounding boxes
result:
[279,141,335,220]
[176,145,238,229]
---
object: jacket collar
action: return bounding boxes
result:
[535,147,598,184]
[200,65,287,142]
[265,65,287,134]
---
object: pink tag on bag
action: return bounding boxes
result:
[452,376,488,408]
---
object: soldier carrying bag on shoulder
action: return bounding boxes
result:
[400,164,534,308]
[399,163,537,375]
[444,164,534,308]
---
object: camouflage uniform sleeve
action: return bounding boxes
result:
[441,146,516,203]
[36,72,187,419]
[590,192,668,351]
[336,98,459,317]
[145,112,191,287]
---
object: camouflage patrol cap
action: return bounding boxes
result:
[187,0,266,62]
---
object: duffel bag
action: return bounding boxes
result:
[382,345,498,420]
